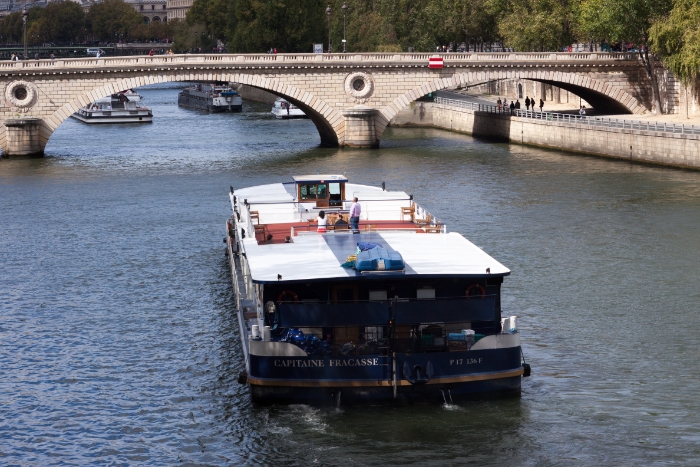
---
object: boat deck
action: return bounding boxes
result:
[252,219,432,244]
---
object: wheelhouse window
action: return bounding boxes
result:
[299,183,327,200]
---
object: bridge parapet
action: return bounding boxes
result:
[0,52,641,74]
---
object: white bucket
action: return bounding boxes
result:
[251,324,260,339]
[508,316,518,333]
[263,325,271,341]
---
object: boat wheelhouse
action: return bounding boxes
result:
[225,175,529,405]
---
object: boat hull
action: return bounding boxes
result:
[71,113,152,124]
[249,375,522,405]
[246,347,523,405]
[271,109,307,119]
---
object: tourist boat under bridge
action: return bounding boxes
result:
[224,175,530,405]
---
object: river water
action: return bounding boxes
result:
[2,84,699,466]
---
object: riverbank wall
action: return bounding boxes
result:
[391,102,700,170]
[235,84,277,104]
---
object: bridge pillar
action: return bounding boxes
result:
[3,118,44,157]
[342,106,379,148]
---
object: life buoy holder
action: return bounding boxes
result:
[465,283,486,298]
[277,290,300,303]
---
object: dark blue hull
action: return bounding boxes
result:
[247,347,523,405]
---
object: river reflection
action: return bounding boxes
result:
[1,83,699,466]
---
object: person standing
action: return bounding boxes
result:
[509,100,515,115]
[349,197,361,232]
[515,99,520,110]
[497,98,502,111]
[317,211,327,233]
[525,96,531,111]
[539,98,544,112]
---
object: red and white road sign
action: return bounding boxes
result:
[429,57,444,69]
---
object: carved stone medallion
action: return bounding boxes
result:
[344,72,374,103]
[5,80,38,112]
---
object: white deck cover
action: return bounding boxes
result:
[234,182,415,224]
[242,231,510,283]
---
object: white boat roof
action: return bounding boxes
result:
[292,174,348,183]
[242,231,510,283]
[232,180,510,284]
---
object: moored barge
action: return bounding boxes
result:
[178,83,243,112]
[225,175,529,405]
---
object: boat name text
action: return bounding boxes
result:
[273,358,380,368]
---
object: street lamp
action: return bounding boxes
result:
[194,31,197,52]
[325,5,331,53]
[341,2,348,53]
[201,31,205,52]
[22,7,27,59]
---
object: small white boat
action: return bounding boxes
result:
[271,98,306,119]
[72,91,153,124]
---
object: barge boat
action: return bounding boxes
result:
[225,175,529,405]
[178,84,243,112]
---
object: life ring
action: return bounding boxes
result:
[277,290,300,303]
[465,283,486,298]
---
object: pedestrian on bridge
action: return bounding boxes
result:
[497,98,502,111]
[525,96,531,110]
[515,100,521,110]
[509,100,515,115]
[539,99,544,112]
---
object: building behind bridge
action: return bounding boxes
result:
[0,0,193,24]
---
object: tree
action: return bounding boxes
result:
[39,1,85,44]
[487,0,574,51]
[227,0,327,53]
[86,0,143,42]
[186,0,230,42]
[649,0,700,84]
[577,0,673,113]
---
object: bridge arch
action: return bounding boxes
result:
[41,72,344,150]
[377,70,646,140]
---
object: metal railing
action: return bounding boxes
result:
[435,97,700,136]
[0,51,641,72]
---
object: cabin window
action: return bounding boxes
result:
[416,288,435,299]
[369,290,387,301]
[299,184,316,200]
[299,183,329,200]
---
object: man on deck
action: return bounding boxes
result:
[349,197,361,233]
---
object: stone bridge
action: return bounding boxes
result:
[0,52,653,156]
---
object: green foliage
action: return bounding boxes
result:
[39,2,86,43]
[187,0,231,41]
[488,0,574,51]
[172,22,216,52]
[649,0,700,83]
[577,0,672,44]
[86,0,144,41]
[227,0,327,52]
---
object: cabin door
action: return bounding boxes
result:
[329,183,342,207]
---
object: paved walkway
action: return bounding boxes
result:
[446,89,700,123]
